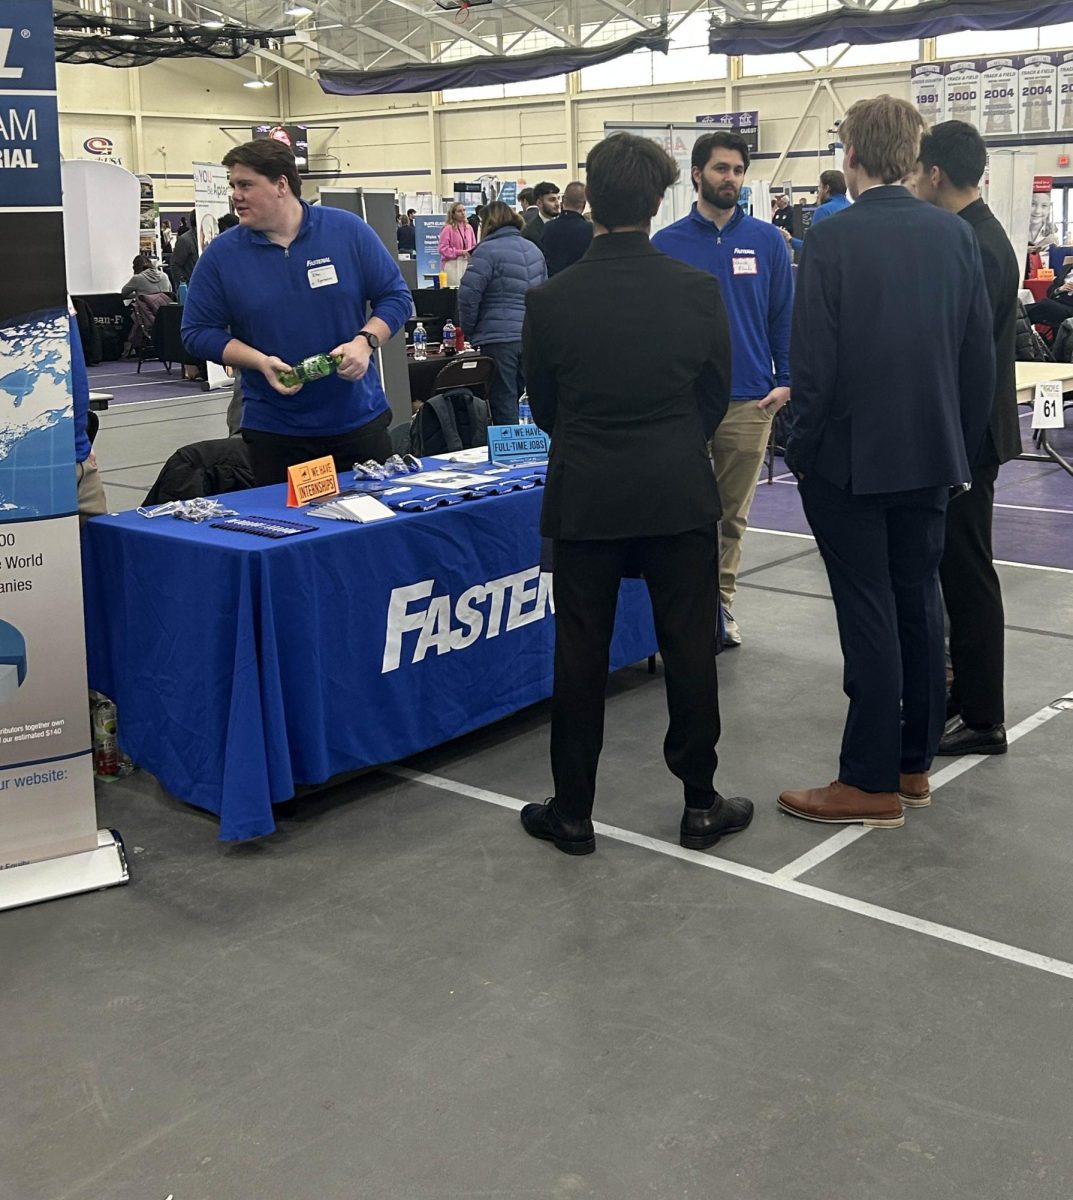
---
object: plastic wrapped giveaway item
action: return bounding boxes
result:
[353,455,422,482]
[136,498,240,522]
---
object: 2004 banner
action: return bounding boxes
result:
[0,0,127,907]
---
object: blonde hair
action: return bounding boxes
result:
[448,202,468,225]
[839,95,925,185]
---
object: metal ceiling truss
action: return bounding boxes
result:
[55,0,921,80]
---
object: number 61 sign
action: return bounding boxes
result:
[1033,380,1066,429]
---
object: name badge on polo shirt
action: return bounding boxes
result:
[732,253,758,276]
[308,264,339,288]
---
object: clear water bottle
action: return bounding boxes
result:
[413,321,428,361]
[518,394,534,425]
[442,319,455,351]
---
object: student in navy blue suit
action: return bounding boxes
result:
[779,95,995,830]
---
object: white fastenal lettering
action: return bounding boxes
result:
[483,576,514,640]
[505,567,542,631]
[450,585,488,650]
[0,30,24,81]
[414,596,452,663]
[382,579,434,673]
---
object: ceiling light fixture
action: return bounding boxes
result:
[284,5,314,15]
[201,17,226,28]
[243,77,274,87]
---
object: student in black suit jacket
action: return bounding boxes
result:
[917,121,1022,758]
[779,96,995,830]
[520,132,753,856]
[540,181,594,275]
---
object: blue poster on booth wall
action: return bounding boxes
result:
[0,96,63,209]
[487,424,551,465]
[414,213,445,283]
[0,2,59,91]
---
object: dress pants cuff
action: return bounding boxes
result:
[684,786,718,810]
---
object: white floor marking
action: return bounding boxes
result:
[773,693,1072,881]
[384,762,1073,982]
[751,526,1073,575]
[994,502,1073,515]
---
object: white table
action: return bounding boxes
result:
[1014,362,1073,477]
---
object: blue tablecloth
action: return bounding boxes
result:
[82,470,657,841]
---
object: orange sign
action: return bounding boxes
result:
[286,455,339,507]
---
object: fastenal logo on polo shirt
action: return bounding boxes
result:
[0,28,27,80]
[382,568,554,673]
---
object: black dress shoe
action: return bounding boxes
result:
[520,798,595,855]
[680,793,754,850]
[936,717,1008,756]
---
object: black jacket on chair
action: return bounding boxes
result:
[522,232,731,541]
[787,185,995,492]
[959,199,1022,466]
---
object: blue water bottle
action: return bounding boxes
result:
[178,282,189,305]
[518,394,533,425]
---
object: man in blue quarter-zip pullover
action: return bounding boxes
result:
[653,131,793,646]
[784,170,852,255]
[182,139,413,487]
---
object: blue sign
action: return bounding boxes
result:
[0,2,59,91]
[487,424,551,465]
[498,180,518,207]
[0,95,62,209]
[696,110,759,151]
[414,213,444,283]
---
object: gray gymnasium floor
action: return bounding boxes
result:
[4,389,1073,1200]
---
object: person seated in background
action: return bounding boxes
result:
[121,254,173,301]
[540,181,593,276]
[1025,263,1073,334]
[457,201,547,424]
[217,212,240,233]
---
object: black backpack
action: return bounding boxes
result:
[409,388,490,456]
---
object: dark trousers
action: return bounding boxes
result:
[550,527,721,821]
[1026,298,1073,329]
[940,462,1004,727]
[800,475,949,793]
[241,412,392,487]
[481,341,524,426]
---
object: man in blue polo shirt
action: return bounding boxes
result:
[652,131,793,646]
[182,139,412,486]
[784,169,852,255]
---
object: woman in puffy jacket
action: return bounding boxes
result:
[438,202,476,287]
[457,201,548,425]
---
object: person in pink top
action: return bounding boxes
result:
[438,201,476,286]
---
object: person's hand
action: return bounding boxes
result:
[757,386,791,413]
[261,355,302,396]
[330,336,373,383]
[780,227,792,245]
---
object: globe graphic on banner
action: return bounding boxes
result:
[0,312,77,521]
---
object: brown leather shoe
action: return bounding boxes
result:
[898,772,931,808]
[777,780,904,827]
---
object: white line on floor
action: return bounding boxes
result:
[752,527,1073,575]
[773,693,1072,881]
[385,765,1073,982]
[994,502,1073,516]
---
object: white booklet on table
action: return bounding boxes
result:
[307,495,396,523]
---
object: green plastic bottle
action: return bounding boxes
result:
[277,353,341,388]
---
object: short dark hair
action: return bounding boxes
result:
[919,120,987,190]
[132,254,152,272]
[222,139,302,199]
[585,132,679,231]
[691,131,751,183]
[518,188,535,207]
[820,169,847,195]
[533,181,560,201]
[217,212,240,231]
[562,181,586,211]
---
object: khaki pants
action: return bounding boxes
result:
[711,400,773,611]
[76,455,108,525]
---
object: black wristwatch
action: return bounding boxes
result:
[356,330,380,351]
